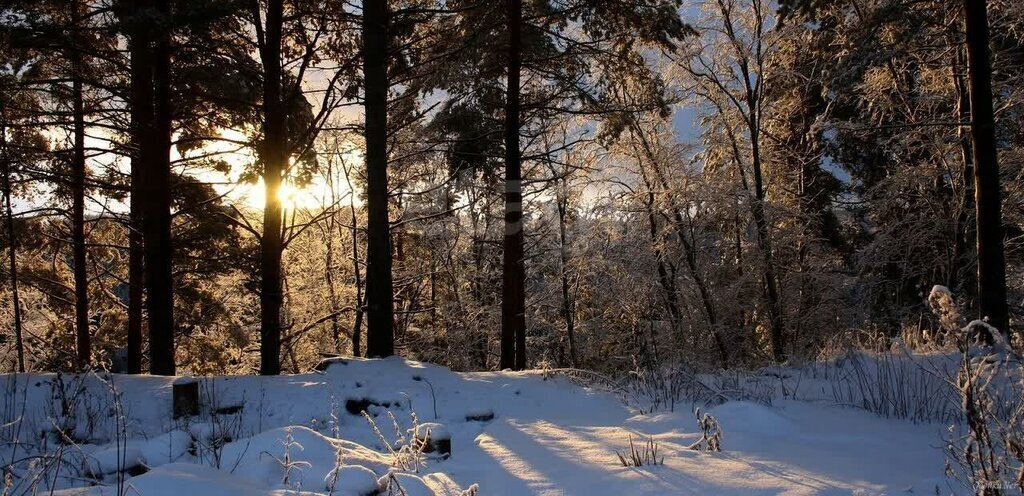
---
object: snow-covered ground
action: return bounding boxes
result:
[0,358,960,495]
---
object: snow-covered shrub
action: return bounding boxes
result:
[628,363,781,413]
[175,378,246,468]
[615,434,663,467]
[551,361,776,414]
[44,372,101,445]
[688,408,722,452]
[945,339,1023,494]
[272,429,311,487]
[822,351,960,424]
[0,372,146,494]
[925,285,1023,493]
[0,375,23,446]
[411,422,450,459]
[622,364,691,413]
[361,408,428,472]
[179,413,243,468]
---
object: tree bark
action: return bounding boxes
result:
[343,162,364,357]
[127,179,144,374]
[0,104,25,372]
[363,0,395,358]
[70,0,91,370]
[127,0,154,375]
[749,123,786,362]
[555,184,577,368]
[125,1,148,374]
[502,0,526,371]
[951,47,975,298]
[144,0,176,375]
[324,215,342,354]
[709,0,784,362]
[963,0,1010,336]
[259,0,286,375]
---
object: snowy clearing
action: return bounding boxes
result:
[1,358,959,495]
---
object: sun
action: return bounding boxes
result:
[238,177,345,211]
[197,130,362,212]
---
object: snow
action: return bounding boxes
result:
[415,422,451,441]
[326,464,379,495]
[52,463,324,496]
[138,429,192,465]
[218,425,381,489]
[1,357,962,495]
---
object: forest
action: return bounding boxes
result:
[0,0,1022,494]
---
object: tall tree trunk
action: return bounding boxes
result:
[713,0,784,362]
[125,2,147,374]
[127,0,154,374]
[259,0,286,375]
[344,165,364,357]
[748,115,786,363]
[324,217,342,354]
[1,107,25,372]
[951,46,975,298]
[322,163,342,354]
[636,161,683,352]
[429,255,437,330]
[127,152,144,374]
[963,0,1010,336]
[555,185,577,368]
[363,0,394,358]
[645,195,682,334]
[468,192,489,369]
[143,0,176,375]
[70,1,90,369]
[501,0,526,371]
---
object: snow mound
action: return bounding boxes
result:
[54,463,323,495]
[414,422,450,441]
[710,401,797,437]
[139,429,192,466]
[220,426,386,489]
[380,472,438,496]
[82,445,144,477]
[325,464,379,495]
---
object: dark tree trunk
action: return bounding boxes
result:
[324,217,342,354]
[717,0,786,361]
[430,255,437,330]
[259,0,286,375]
[127,149,144,375]
[648,200,682,331]
[748,116,786,363]
[0,108,25,372]
[963,0,1010,336]
[143,0,176,375]
[555,185,577,368]
[125,3,147,374]
[363,0,394,358]
[70,2,90,370]
[951,47,975,298]
[501,0,526,371]
[639,172,683,349]
[127,0,154,375]
[345,168,364,357]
